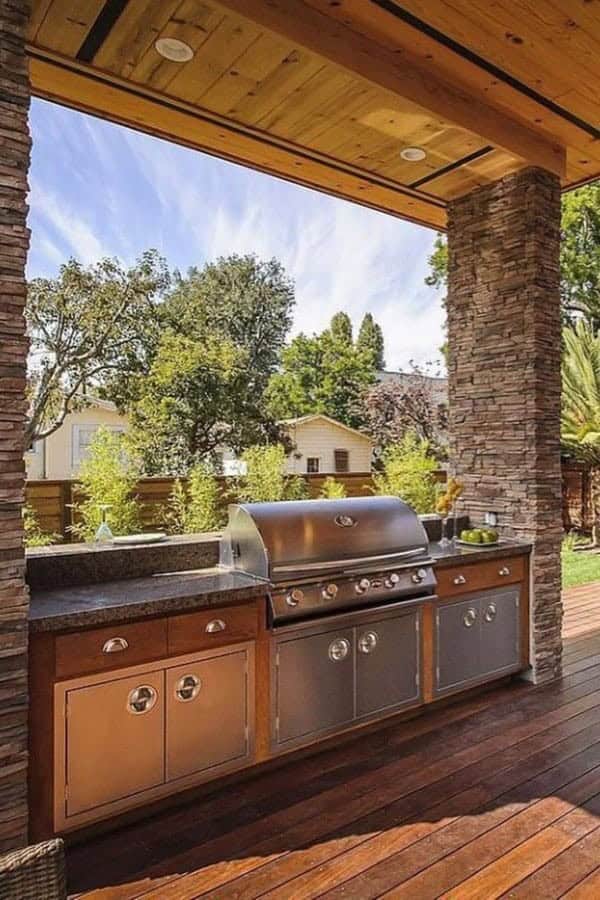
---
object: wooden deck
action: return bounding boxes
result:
[68,583,600,899]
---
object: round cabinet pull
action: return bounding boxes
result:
[127,684,157,715]
[328,638,350,662]
[485,602,498,623]
[175,674,201,702]
[499,566,511,577]
[453,574,467,586]
[102,636,129,654]
[462,608,478,628]
[358,631,379,654]
[205,619,226,634]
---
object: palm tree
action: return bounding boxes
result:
[561,320,600,544]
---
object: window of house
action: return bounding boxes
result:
[72,425,125,469]
[334,449,349,473]
[306,457,320,474]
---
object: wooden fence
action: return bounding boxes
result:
[26,473,377,540]
[562,461,594,533]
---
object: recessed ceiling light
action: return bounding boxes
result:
[400,146,427,162]
[155,37,194,62]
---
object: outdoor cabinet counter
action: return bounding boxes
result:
[27,540,531,841]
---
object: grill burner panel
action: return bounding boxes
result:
[220,496,436,625]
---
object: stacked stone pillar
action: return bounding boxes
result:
[447,167,562,684]
[0,0,31,851]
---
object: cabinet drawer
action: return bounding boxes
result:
[55,618,168,679]
[168,603,258,654]
[437,555,526,598]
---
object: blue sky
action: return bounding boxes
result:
[28,98,445,371]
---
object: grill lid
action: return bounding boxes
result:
[219,496,429,582]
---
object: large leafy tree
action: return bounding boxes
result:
[26,251,169,447]
[266,314,379,429]
[561,184,600,326]
[561,320,600,543]
[357,312,385,369]
[120,254,295,472]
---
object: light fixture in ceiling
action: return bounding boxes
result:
[400,146,427,162]
[155,37,194,62]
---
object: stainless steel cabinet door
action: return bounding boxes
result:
[65,670,164,817]
[436,597,481,692]
[274,628,354,747]
[480,588,520,676]
[356,611,420,718]
[166,649,249,782]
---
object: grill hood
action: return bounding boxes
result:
[219,496,430,582]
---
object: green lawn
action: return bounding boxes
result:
[562,548,600,588]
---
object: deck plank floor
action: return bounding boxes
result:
[67,582,600,899]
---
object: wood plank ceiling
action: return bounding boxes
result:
[27,0,600,230]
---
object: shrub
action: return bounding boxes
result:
[373,432,438,514]
[319,476,347,499]
[164,465,224,535]
[237,444,308,503]
[23,504,56,548]
[70,427,142,541]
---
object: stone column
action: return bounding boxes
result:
[447,167,562,684]
[0,0,31,850]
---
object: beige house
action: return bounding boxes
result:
[26,399,129,481]
[282,414,372,475]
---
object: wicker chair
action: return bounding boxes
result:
[0,839,66,900]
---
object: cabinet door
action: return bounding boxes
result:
[274,627,354,747]
[435,597,481,692]
[356,610,420,718]
[65,671,164,817]
[166,649,250,782]
[480,588,520,676]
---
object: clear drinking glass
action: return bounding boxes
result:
[95,504,113,543]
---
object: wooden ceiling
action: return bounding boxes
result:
[27,0,600,230]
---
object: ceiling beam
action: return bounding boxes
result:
[214,0,567,179]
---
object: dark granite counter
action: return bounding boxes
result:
[29,567,267,632]
[430,539,532,568]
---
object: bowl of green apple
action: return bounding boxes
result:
[457,527,499,546]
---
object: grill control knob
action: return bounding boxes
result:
[286,588,304,607]
[355,577,371,594]
[385,573,400,589]
[411,568,429,585]
[322,583,339,600]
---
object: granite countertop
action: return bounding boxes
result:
[429,539,532,568]
[29,568,267,632]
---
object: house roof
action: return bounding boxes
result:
[280,414,373,443]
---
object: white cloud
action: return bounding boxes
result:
[28,99,446,370]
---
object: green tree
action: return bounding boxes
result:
[164,464,224,534]
[237,445,307,503]
[23,504,56,548]
[266,315,377,428]
[26,251,169,447]
[128,331,245,475]
[373,432,438,514]
[70,427,141,541]
[424,235,448,290]
[330,311,353,345]
[357,312,385,369]
[561,320,600,544]
[561,184,600,326]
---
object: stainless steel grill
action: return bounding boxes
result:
[220,496,436,624]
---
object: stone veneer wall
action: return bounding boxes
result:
[0,0,31,851]
[447,167,562,684]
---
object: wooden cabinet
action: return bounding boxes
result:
[168,603,258,655]
[435,587,521,695]
[53,642,255,833]
[436,555,525,599]
[55,618,168,679]
[166,648,251,782]
[64,670,164,816]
